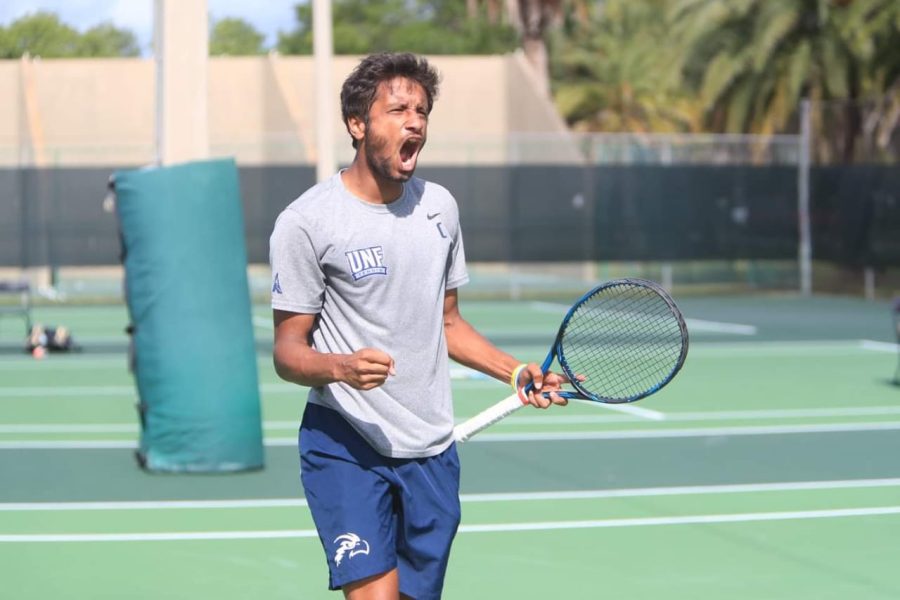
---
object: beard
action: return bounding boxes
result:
[363,129,415,183]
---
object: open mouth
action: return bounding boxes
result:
[399,138,422,171]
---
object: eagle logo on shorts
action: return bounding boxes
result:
[333,532,370,567]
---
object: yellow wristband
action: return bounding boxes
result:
[509,363,527,392]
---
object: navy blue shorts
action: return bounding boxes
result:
[299,403,461,599]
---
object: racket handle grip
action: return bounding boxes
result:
[453,392,526,443]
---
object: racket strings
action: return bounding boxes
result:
[559,283,685,401]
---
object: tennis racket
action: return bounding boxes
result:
[453,278,688,442]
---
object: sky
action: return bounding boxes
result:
[0,0,302,53]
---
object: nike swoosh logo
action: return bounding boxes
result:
[427,212,441,220]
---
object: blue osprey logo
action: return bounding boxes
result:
[272,273,283,294]
[345,246,387,280]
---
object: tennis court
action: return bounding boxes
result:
[2,293,900,599]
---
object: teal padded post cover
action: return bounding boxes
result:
[114,158,264,472]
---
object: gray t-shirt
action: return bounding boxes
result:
[269,172,469,458]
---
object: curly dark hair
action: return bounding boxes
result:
[340,53,441,149]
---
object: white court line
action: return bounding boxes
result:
[0,421,295,434]
[1,340,884,399]
[6,406,900,435]
[2,506,899,542]
[464,421,900,441]
[0,386,135,398]
[528,301,567,314]
[528,302,758,336]
[0,440,137,449]
[684,318,757,335]
[583,402,665,421]
[264,421,900,445]
[252,316,273,330]
[0,357,127,370]
[860,339,900,353]
[0,424,138,433]
[3,478,900,512]
[488,405,900,426]
[529,301,758,333]
[0,378,475,399]
[5,421,900,449]
[459,506,900,534]
[444,421,900,443]
[685,340,879,357]
[449,367,491,381]
[0,338,884,375]
[273,421,900,445]
[0,383,299,398]
[0,356,277,370]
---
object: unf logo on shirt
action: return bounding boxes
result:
[345,246,387,280]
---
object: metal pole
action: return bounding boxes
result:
[153,0,164,166]
[661,263,673,292]
[798,98,812,296]
[313,0,336,182]
[154,0,209,166]
[16,59,28,272]
[581,134,596,284]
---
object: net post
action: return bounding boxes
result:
[798,98,812,296]
[864,267,875,300]
[661,263,673,292]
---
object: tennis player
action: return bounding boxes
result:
[270,52,567,600]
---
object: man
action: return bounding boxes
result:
[270,52,567,599]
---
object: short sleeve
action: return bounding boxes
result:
[446,204,469,290]
[269,208,326,314]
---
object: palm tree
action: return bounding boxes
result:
[551,0,698,132]
[469,0,588,95]
[667,0,900,161]
[836,0,900,160]
[514,0,564,94]
[467,0,507,23]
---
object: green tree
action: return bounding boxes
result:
[669,0,900,159]
[670,0,858,134]
[469,1,590,94]
[0,11,80,58]
[209,17,266,56]
[551,0,697,132]
[838,0,900,159]
[277,0,518,55]
[0,11,139,58]
[513,0,564,94]
[78,23,140,57]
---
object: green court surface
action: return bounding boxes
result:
[2,294,900,599]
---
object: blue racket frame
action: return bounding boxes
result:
[528,278,689,404]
